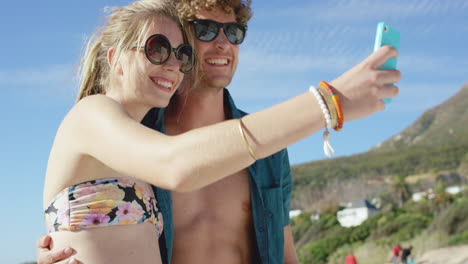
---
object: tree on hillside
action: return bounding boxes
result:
[434,180,453,210]
[391,175,412,208]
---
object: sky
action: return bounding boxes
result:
[0,0,467,263]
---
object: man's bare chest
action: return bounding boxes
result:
[172,169,252,227]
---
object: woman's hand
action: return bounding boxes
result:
[331,45,401,122]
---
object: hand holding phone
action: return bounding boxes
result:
[374,22,400,104]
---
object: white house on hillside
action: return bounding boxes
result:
[337,200,378,227]
[289,209,302,219]
[446,185,465,195]
[412,189,435,202]
[412,185,465,202]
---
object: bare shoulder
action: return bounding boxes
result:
[54,95,131,150]
[70,94,128,120]
[62,95,129,130]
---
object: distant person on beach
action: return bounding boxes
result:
[401,245,413,264]
[390,244,402,264]
[345,251,358,264]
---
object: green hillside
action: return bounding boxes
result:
[290,82,468,263]
[291,83,468,209]
[373,82,468,150]
[292,196,468,263]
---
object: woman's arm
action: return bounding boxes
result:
[66,46,400,192]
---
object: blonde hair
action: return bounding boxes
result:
[76,0,187,101]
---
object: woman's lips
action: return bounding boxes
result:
[150,77,174,92]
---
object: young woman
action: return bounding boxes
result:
[43,1,195,263]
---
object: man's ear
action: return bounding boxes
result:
[107,47,124,75]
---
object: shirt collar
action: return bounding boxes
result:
[156,88,242,131]
[223,88,243,119]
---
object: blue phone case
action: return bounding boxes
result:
[374,22,400,104]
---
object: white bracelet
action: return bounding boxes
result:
[309,86,332,130]
[309,85,335,157]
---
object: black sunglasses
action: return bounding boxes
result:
[189,19,248,45]
[132,34,195,73]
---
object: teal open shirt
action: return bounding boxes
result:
[141,89,292,264]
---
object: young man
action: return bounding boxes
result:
[144,1,298,263]
[38,1,299,263]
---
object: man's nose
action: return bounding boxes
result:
[214,28,230,48]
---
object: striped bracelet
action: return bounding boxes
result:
[319,81,344,131]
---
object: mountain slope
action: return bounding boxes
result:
[290,82,468,209]
[373,82,468,150]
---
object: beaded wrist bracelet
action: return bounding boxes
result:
[309,86,332,130]
[318,81,344,131]
[309,85,334,157]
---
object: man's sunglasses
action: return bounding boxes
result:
[189,19,248,45]
[132,34,195,73]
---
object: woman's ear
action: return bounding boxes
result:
[107,47,124,75]
[107,47,115,67]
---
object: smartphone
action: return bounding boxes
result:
[374,22,400,104]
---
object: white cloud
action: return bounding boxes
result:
[271,0,468,22]
[245,25,366,55]
[399,54,468,76]
[0,64,76,87]
[387,82,464,112]
[237,42,466,84]
[0,64,79,102]
[238,48,359,74]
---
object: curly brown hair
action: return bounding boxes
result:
[175,0,252,24]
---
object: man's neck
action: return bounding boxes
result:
[165,86,228,133]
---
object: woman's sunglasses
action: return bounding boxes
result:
[189,19,248,45]
[132,34,195,73]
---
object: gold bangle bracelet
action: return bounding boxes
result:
[238,119,258,161]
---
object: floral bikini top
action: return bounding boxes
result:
[44,177,163,237]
